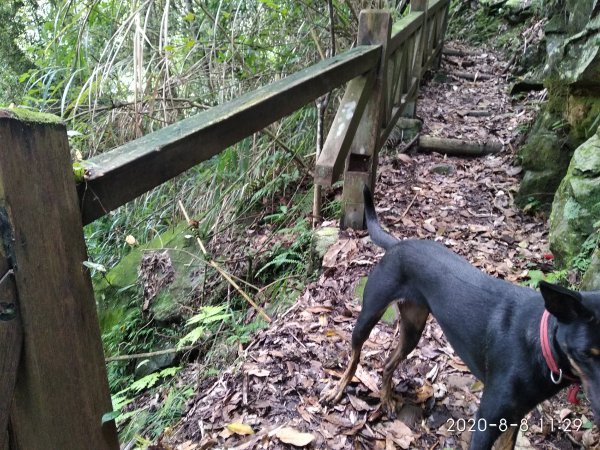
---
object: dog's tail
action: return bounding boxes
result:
[363,184,399,250]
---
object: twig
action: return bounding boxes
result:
[105,345,197,362]
[401,193,418,219]
[453,71,493,81]
[400,132,420,154]
[177,201,272,323]
[260,128,312,177]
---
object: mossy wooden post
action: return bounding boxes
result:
[341,10,391,229]
[405,0,428,118]
[0,109,119,450]
[434,2,450,69]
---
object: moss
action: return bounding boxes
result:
[543,76,570,116]
[0,106,62,125]
[95,222,193,336]
[566,95,600,143]
[549,132,600,266]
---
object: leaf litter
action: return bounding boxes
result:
[161,41,599,449]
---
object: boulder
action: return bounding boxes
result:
[581,248,600,290]
[549,130,600,266]
[96,223,204,344]
[516,111,574,211]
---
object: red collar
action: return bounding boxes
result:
[540,309,581,404]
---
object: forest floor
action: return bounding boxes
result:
[163,41,599,450]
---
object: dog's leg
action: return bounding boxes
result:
[322,263,402,404]
[322,302,389,404]
[381,301,429,416]
[491,429,518,450]
[469,386,523,450]
[322,346,362,404]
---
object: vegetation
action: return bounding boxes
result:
[0,0,381,442]
[4,0,598,444]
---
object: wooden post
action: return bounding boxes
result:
[341,10,391,229]
[404,0,428,118]
[0,109,119,450]
[0,247,20,450]
[434,2,450,69]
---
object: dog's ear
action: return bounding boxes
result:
[540,281,592,323]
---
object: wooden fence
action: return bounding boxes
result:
[0,1,449,448]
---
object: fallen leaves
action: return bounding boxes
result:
[226,423,254,436]
[271,427,315,446]
[163,40,600,450]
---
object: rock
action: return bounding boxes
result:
[96,223,207,342]
[582,249,600,290]
[313,226,339,259]
[565,94,600,144]
[516,112,574,211]
[134,346,178,379]
[549,15,600,85]
[430,163,455,176]
[549,131,600,266]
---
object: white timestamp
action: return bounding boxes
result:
[446,417,585,433]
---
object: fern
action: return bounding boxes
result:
[129,366,181,393]
[177,305,231,349]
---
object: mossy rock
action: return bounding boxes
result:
[549,131,600,266]
[96,222,201,338]
[557,15,600,84]
[313,227,339,259]
[516,111,574,211]
[581,249,600,290]
[566,94,600,144]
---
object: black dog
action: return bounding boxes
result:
[323,185,600,449]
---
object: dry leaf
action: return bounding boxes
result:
[247,368,270,377]
[226,422,254,435]
[274,427,315,447]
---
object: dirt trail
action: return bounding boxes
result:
[167,42,598,450]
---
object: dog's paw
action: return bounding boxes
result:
[381,393,400,419]
[321,386,343,405]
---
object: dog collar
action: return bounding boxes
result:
[540,309,581,404]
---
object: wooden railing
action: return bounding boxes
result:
[0,1,450,448]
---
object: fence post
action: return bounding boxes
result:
[341,10,391,229]
[434,1,450,69]
[0,244,21,450]
[403,0,428,118]
[0,109,119,450]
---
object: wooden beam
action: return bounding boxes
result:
[0,109,119,450]
[380,77,419,144]
[389,11,424,53]
[315,70,376,187]
[79,45,380,225]
[418,136,503,155]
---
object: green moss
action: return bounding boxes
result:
[95,222,192,338]
[0,106,62,124]
[567,95,600,143]
[544,77,570,116]
[549,133,600,266]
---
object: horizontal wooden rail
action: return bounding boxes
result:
[389,11,424,53]
[79,44,381,225]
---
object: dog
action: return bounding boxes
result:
[322,184,600,449]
